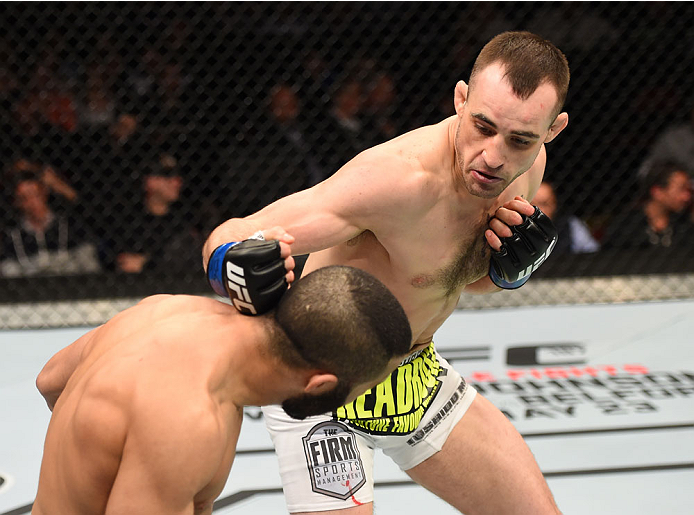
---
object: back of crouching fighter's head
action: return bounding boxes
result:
[272,265,412,384]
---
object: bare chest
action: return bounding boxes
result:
[413,236,489,296]
[402,213,491,295]
[314,216,489,338]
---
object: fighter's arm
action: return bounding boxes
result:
[203,151,420,269]
[35,296,167,410]
[104,404,229,515]
[36,326,100,411]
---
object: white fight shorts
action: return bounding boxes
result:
[262,343,477,512]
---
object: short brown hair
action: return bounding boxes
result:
[272,265,412,384]
[470,31,570,120]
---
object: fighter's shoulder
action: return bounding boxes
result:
[347,143,412,173]
[347,139,435,191]
[136,294,174,306]
[135,294,222,317]
[123,294,185,326]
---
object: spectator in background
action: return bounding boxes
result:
[156,60,193,130]
[6,158,78,205]
[75,63,117,129]
[532,181,600,254]
[362,69,402,146]
[13,58,78,137]
[300,50,336,114]
[0,167,100,277]
[448,4,515,75]
[108,153,202,274]
[603,161,693,250]
[317,78,366,174]
[267,83,324,187]
[0,36,22,163]
[425,87,457,127]
[526,3,618,55]
[75,112,152,237]
[125,44,193,132]
[638,102,694,180]
[224,83,325,218]
[86,33,130,114]
[126,48,164,118]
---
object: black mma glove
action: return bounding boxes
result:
[488,206,558,289]
[207,238,288,315]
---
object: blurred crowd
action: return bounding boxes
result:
[0,20,416,278]
[1,4,693,279]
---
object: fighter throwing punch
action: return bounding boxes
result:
[33,264,412,514]
[204,31,568,514]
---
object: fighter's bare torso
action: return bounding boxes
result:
[301,117,543,347]
[33,296,246,515]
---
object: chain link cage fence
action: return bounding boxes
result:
[1,2,693,328]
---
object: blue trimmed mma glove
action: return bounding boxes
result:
[207,238,288,315]
[488,206,558,289]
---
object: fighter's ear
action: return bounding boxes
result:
[303,372,338,395]
[454,80,468,116]
[545,112,569,143]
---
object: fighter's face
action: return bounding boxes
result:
[282,355,405,420]
[281,380,352,420]
[455,63,560,199]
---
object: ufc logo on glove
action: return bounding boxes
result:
[489,206,558,289]
[225,261,257,314]
[207,239,288,315]
[513,236,557,282]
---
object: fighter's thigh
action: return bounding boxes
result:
[262,405,376,514]
[405,394,560,515]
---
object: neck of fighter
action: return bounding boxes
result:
[220,319,311,408]
[447,117,463,189]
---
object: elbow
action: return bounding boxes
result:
[35,366,51,397]
[36,365,60,411]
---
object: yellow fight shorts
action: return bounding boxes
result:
[262,343,477,512]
